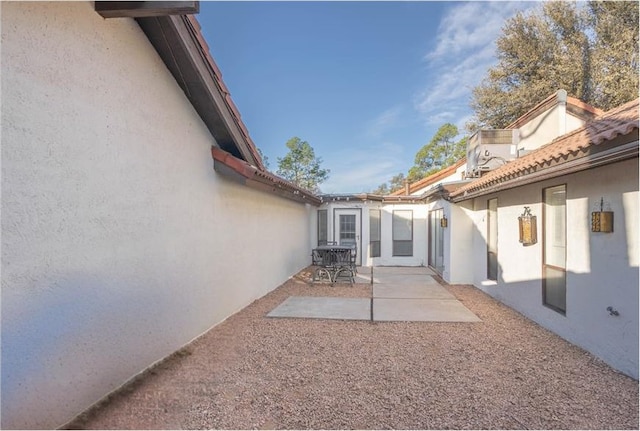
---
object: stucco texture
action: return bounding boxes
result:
[469,159,639,379]
[1,2,312,429]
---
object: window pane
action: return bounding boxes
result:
[544,186,566,268]
[370,241,381,258]
[369,210,381,257]
[544,266,566,311]
[487,199,498,280]
[369,210,381,241]
[317,210,327,245]
[393,240,412,256]
[393,210,412,241]
[339,214,356,243]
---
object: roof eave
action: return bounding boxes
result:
[136,14,264,169]
[212,147,321,206]
[450,139,638,203]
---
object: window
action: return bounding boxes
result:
[543,185,566,313]
[487,198,498,280]
[392,210,413,256]
[369,209,381,257]
[317,209,327,246]
[339,214,356,245]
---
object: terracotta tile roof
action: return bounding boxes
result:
[211,147,321,206]
[506,90,604,130]
[450,98,639,200]
[390,158,467,196]
[185,15,265,171]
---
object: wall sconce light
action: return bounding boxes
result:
[518,206,537,246]
[440,215,448,228]
[592,197,613,233]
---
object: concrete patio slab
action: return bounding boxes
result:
[267,296,370,321]
[368,266,436,276]
[373,298,481,322]
[371,274,440,286]
[373,284,456,299]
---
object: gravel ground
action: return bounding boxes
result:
[68,267,638,430]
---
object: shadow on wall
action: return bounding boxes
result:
[473,184,638,380]
[1,273,195,429]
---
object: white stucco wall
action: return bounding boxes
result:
[409,163,466,196]
[1,3,313,429]
[468,159,639,379]
[318,201,427,267]
[444,201,474,284]
[518,99,590,153]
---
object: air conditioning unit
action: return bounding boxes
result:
[465,129,519,178]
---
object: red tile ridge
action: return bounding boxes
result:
[567,96,605,116]
[211,147,320,204]
[390,158,467,196]
[451,98,639,198]
[507,90,602,130]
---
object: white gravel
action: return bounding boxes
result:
[68,267,639,430]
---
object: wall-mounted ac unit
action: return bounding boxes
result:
[465,129,519,178]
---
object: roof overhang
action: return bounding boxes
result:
[134,14,263,169]
[212,147,321,206]
[451,138,638,203]
[95,2,199,18]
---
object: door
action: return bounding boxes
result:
[334,209,361,265]
[543,185,566,313]
[487,198,498,280]
[428,209,444,274]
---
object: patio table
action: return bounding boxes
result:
[311,244,356,284]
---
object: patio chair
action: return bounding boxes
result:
[332,248,355,285]
[312,248,333,284]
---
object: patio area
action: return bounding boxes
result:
[67,267,638,430]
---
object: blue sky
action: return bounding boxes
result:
[199,1,535,193]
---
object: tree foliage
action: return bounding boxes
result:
[276,137,329,193]
[469,1,639,130]
[373,172,406,195]
[410,123,467,179]
[372,124,467,194]
[257,147,270,170]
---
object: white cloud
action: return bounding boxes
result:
[416,2,536,128]
[321,141,406,193]
[363,106,403,139]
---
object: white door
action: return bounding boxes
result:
[334,209,361,265]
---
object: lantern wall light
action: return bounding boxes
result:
[440,215,448,228]
[591,197,613,233]
[518,206,537,246]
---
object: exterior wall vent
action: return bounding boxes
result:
[465,129,519,178]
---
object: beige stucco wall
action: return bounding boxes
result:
[1,3,312,429]
[468,159,639,378]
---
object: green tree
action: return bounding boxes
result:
[411,123,467,178]
[589,1,639,110]
[388,173,407,193]
[276,137,329,193]
[372,183,390,195]
[469,1,639,130]
[257,147,270,170]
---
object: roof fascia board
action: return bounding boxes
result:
[96,2,199,18]
[212,148,321,206]
[451,141,639,202]
[136,15,261,167]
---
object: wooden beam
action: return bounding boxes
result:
[95,2,199,19]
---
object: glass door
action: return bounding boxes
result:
[543,185,567,313]
[428,209,444,274]
[487,199,498,280]
[334,209,361,265]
